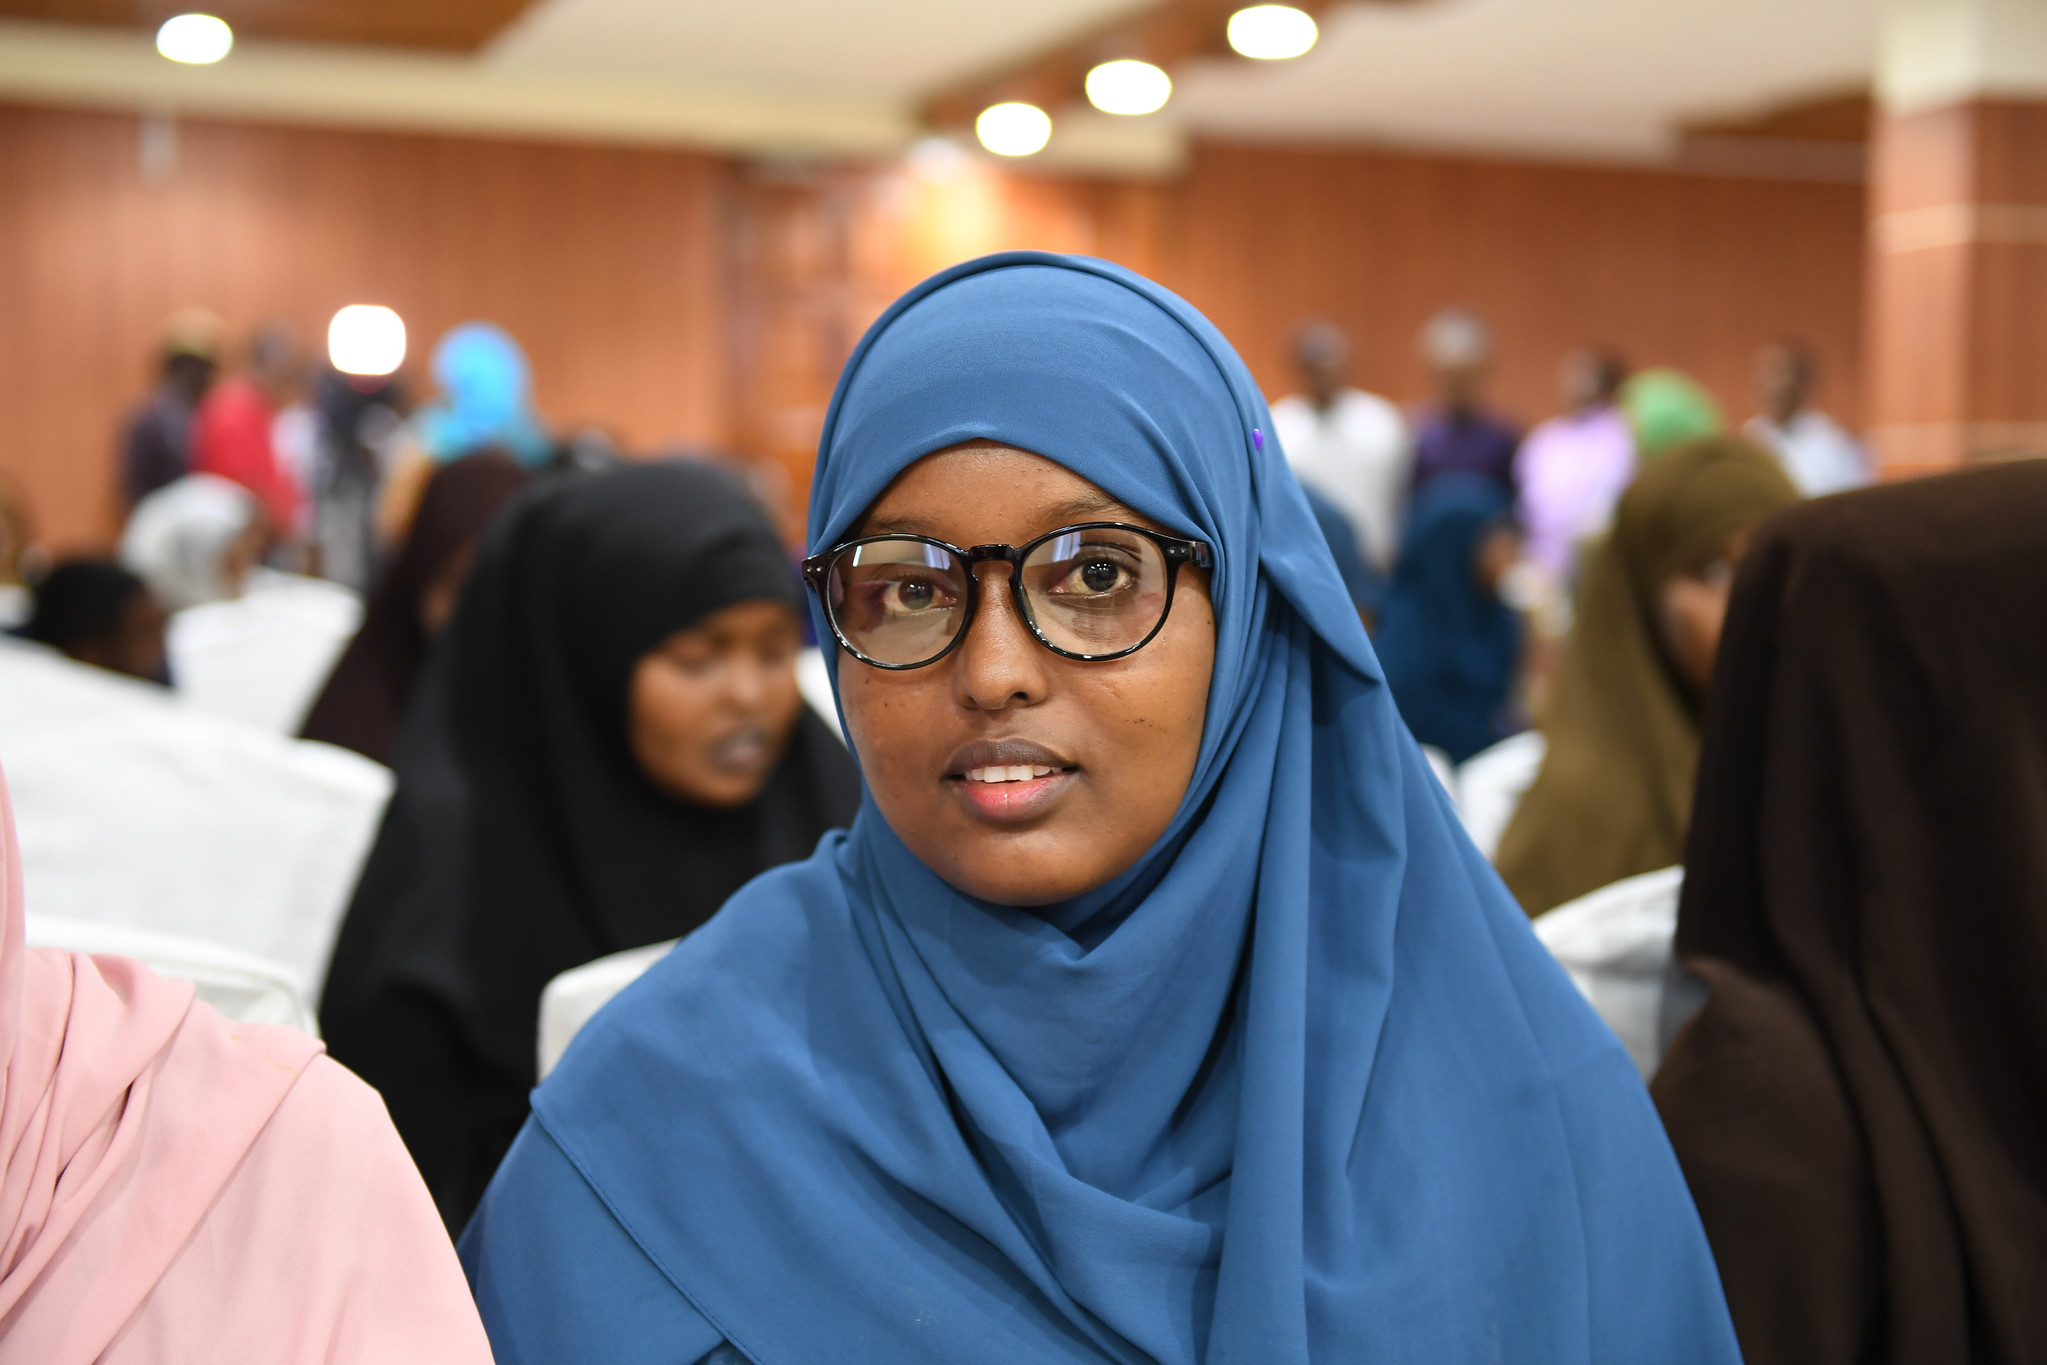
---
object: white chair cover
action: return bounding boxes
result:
[1418,745,1458,806]
[0,637,390,1000]
[167,568,362,734]
[537,940,676,1079]
[25,912,317,1034]
[1453,729,1547,861]
[1531,865,1692,1080]
[796,645,843,742]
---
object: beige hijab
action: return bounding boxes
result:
[1495,437,1797,915]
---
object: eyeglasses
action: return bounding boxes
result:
[803,522,1213,670]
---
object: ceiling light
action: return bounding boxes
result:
[975,102,1052,157]
[156,14,233,64]
[328,305,407,377]
[1085,59,1172,116]
[1227,5,1318,60]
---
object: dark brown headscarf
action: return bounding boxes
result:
[300,452,531,765]
[1495,437,1797,914]
[1651,460,2047,1365]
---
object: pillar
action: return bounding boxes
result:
[1867,0,2047,474]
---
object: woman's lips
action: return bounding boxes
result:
[943,740,1078,824]
[951,767,1074,822]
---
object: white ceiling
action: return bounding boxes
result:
[486,0,1148,97]
[486,0,1880,160]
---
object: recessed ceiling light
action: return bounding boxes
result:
[1227,5,1318,60]
[328,305,407,377]
[156,13,234,65]
[976,102,1053,157]
[1085,59,1172,117]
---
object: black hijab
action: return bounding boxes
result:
[299,451,531,765]
[320,460,861,1228]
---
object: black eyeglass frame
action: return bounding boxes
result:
[802,521,1215,671]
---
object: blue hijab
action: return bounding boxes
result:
[1375,474,1522,763]
[464,254,1737,1364]
[417,322,552,466]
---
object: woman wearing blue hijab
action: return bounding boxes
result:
[1374,474,1523,763]
[460,254,1737,1364]
[417,322,552,467]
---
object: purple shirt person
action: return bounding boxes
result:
[1411,308,1518,498]
[1513,349,1636,583]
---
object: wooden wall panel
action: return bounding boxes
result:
[1167,142,1868,437]
[1865,99,2047,470]
[0,101,1870,550]
[0,103,733,548]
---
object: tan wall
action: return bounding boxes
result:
[1170,142,1867,437]
[0,101,1868,550]
[0,103,733,549]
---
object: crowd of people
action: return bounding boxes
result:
[0,250,2035,1365]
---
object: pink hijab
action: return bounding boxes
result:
[0,767,492,1363]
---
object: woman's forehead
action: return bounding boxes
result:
[855,443,1168,543]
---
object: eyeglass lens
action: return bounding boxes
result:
[827,529,1173,666]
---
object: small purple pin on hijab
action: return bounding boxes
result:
[1252,428,1263,452]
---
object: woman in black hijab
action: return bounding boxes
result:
[320,460,861,1232]
[300,451,531,765]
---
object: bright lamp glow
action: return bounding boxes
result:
[975,102,1052,157]
[328,305,407,377]
[1085,59,1172,116]
[1227,5,1318,59]
[156,14,233,64]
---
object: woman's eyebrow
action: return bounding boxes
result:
[1038,492,1133,523]
[860,493,1136,540]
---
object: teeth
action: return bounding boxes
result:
[963,764,1058,783]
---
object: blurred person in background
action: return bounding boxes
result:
[301,452,531,766]
[1494,437,1797,916]
[1269,320,1411,573]
[193,321,306,544]
[0,769,493,1363]
[1622,368,1723,461]
[1373,475,1524,763]
[13,559,168,683]
[310,368,408,593]
[1513,348,1634,587]
[120,308,222,508]
[1653,462,2047,1365]
[321,461,860,1232]
[1411,307,1519,499]
[120,473,267,613]
[122,473,362,732]
[1745,340,1869,496]
[1301,482,1386,623]
[381,323,551,541]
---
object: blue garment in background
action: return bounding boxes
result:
[1413,405,1519,498]
[417,322,552,466]
[1375,474,1523,762]
[463,253,1738,1364]
[1298,483,1385,617]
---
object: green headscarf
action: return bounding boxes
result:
[1622,369,1723,460]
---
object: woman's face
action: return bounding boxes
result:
[836,442,1216,907]
[1657,530,1752,699]
[629,599,804,808]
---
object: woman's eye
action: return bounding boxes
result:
[884,576,949,613]
[1055,556,1133,596]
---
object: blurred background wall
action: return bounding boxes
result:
[1,100,1865,549]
